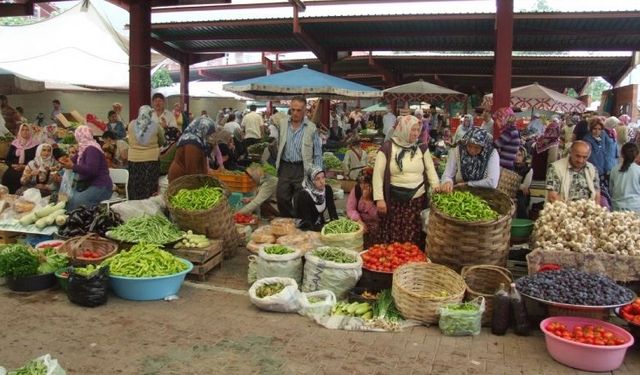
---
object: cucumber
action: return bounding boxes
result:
[34,201,65,218]
[19,212,38,226]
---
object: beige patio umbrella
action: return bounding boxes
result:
[482,82,586,113]
[383,79,467,103]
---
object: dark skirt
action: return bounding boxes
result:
[362,219,382,250]
[379,195,425,249]
[531,149,549,181]
[127,161,160,200]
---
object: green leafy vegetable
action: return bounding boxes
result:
[7,358,48,375]
[373,289,402,321]
[323,152,342,170]
[37,247,68,275]
[0,247,39,278]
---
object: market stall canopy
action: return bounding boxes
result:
[382,79,467,103]
[362,103,390,113]
[482,82,586,113]
[0,2,162,90]
[152,82,250,100]
[0,68,44,94]
[222,65,382,100]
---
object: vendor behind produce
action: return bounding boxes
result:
[18,143,61,197]
[167,117,219,182]
[2,124,40,193]
[346,167,380,248]
[237,163,279,219]
[58,126,112,211]
[342,137,368,180]
[439,127,500,192]
[293,166,338,231]
[546,141,600,204]
[373,115,439,248]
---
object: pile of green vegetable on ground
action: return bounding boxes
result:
[432,191,499,221]
[0,244,68,278]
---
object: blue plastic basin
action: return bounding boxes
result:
[109,258,193,301]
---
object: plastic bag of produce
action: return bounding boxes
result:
[0,354,66,375]
[298,290,336,317]
[257,244,303,284]
[438,297,485,336]
[67,266,109,308]
[320,219,364,252]
[247,255,257,285]
[248,277,302,313]
[302,247,362,299]
[111,196,166,222]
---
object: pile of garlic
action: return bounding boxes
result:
[533,199,640,256]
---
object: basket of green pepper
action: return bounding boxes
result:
[426,186,514,272]
[320,218,364,252]
[438,297,485,336]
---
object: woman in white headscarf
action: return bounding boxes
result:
[452,114,474,145]
[127,105,165,199]
[18,143,61,196]
[373,115,439,248]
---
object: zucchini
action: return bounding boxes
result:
[19,212,38,226]
[34,201,66,218]
[35,209,66,229]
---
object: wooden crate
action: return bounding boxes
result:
[169,239,223,281]
[0,231,19,245]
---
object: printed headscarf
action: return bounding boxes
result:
[302,166,326,206]
[461,114,473,131]
[11,123,39,164]
[177,117,216,153]
[133,105,158,145]
[28,143,57,172]
[75,125,103,159]
[534,120,561,154]
[493,107,515,134]
[391,115,420,171]
[618,114,631,126]
[458,128,494,182]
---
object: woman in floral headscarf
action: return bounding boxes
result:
[18,143,61,196]
[167,117,217,182]
[57,126,112,210]
[452,114,473,145]
[440,127,500,192]
[346,167,380,248]
[127,105,165,199]
[2,123,39,193]
[373,115,439,248]
[531,117,561,180]
[293,166,338,231]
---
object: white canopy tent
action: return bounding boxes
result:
[0,1,161,90]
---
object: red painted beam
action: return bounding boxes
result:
[292,5,326,63]
[0,2,34,17]
[129,1,152,122]
[491,0,514,113]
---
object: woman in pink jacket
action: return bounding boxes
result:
[346,168,380,248]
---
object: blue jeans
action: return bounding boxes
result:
[68,185,112,211]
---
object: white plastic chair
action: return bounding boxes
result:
[102,168,129,209]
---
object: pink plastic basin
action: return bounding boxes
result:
[540,316,634,372]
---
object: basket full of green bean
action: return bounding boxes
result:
[164,174,239,251]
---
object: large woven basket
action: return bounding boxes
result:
[165,174,239,256]
[59,233,118,266]
[461,265,512,326]
[497,167,521,200]
[426,186,514,272]
[392,262,466,324]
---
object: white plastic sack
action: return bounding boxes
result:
[111,195,166,222]
[21,188,42,203]
[320,222,364,253]
[302,247,362,300]
[298,290,336,317]
[248,277,302,313]
[0,354,66,375]
[247,255,258,285]
[256,245,303,284]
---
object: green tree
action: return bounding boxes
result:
[519,0,554,12]
[566,88,578,98]
[151,68,173,88]
[585,78,611,101]
[0,17,36,26]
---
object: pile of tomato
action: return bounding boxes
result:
[545,321,627,346]
[79,249,102,259]
[362,242,427,273]
[234,213,256,224]
[619,297,640,325]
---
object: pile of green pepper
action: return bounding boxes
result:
[322,218,360,234]
[263,245,294,255]
[312,247,356,263]
[432,191,499,221]
[108,215,183,244]
[170,186,224,210]
[103,243,188,277]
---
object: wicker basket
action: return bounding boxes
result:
[497,167,521,200]
[165,174,239,256]
[426,186,514,272]
[461,265,513,326]
[59,233,118,265]
[392,262,466,324]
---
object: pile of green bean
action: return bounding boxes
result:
[103,243,188,277]
[322,218,360,234]
[170,186,224,210]
[263,245,294,255]
[312,247,356,263]
[108,215,184,244]
[432,191,499,221]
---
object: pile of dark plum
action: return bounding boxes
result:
[515,268,634,306]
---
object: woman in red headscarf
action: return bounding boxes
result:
[2,123,39,193]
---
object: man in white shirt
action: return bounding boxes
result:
[223,113,241,135]
[242,104,264,147]
[382,108,396,140]
[151,93,177,129]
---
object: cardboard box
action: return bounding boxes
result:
[55,110,85,128]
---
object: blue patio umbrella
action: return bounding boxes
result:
[222,65,382,100]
